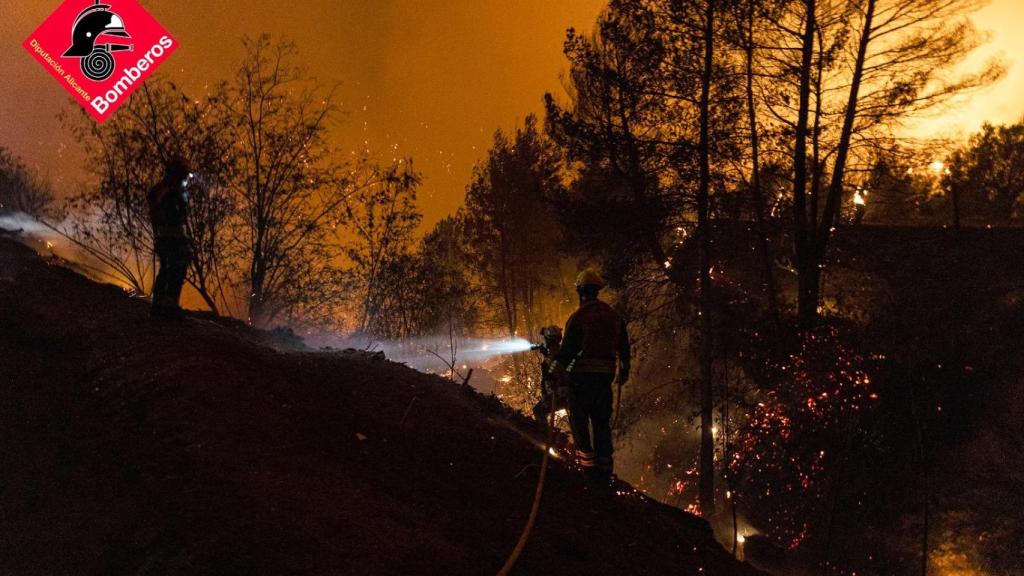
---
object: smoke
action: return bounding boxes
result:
[303,332,535,369]
[2,213,538,383]
[296,332,540,397]
[377,336,534,370]
[0,211,74,260]
[0,211,135,291]
[297,331,537,394]
[0,212,59,238]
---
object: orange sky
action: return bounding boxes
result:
[902,0,1024,140]
[1,0,1021,226]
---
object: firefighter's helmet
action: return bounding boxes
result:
[575,269,606,289]
[62,1,133,81]
[539,325,563,342]
[164,155,191,182]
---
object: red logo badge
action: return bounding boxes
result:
[23,0,178,123]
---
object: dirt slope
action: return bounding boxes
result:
[0,238,758,576]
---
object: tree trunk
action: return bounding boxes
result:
[721,340,738,557]
[797,247,822,322]
[908,375,930,576]
[249,237,266,326]
[951,184,962,230]
[820,418,858,575]
[744,6,778,323]
[697,0,716,518]
[810,0,876,320]
[793,0,817,326]
[809,26,825,234]
[818,0,876,235]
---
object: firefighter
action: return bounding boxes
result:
[148,156,192,319]
[550,269,631,490]
[531,325,564,427]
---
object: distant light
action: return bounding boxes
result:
[928,161,946,173]
[736,534,746,544]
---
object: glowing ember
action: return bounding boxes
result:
[731,325,877,550]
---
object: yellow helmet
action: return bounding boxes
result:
[575,268,606,289]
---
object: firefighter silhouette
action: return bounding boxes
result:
[62,0,133,82]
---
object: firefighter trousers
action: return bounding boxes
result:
[152,236,190,315]
[567,372,615,480]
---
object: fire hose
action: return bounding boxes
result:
[495,393,560,576]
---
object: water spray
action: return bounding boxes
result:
[0,212,57,237]
[302,334,539,374]
[456,337,535,363]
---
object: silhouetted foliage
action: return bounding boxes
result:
[59,81,233,299]
[413,215,482,337]
[342,162,422,337]
[861,150,935,224]
[756,0,1003,323]
[60,36,424,328]
[463,115,568,340]
[945,121,1024,223]
[0,148,54,218]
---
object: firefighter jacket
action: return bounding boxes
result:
[537,342,562,396]
[148,179,188,239]
[553,300,631,377]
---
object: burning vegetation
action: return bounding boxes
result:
[2,0,1024,575]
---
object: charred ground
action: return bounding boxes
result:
[0,237,759,576]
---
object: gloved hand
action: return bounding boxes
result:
[547,361,570,398]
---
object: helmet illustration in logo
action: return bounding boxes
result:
[62,0,134,82]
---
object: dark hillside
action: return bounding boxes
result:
[0,238,759,576]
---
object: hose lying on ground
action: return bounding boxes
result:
[495,396,560,576]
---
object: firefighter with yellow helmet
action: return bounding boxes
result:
[550,269,631,490]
